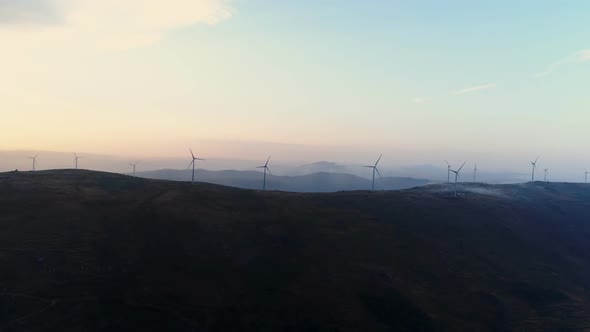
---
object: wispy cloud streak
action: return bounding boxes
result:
[412,83,496,104]
[454,83,496,95]
[412,97,430,104]
[536,49,590,77]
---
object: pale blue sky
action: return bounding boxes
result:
[0,0,589,176]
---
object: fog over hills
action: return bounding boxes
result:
[0,170,589,331]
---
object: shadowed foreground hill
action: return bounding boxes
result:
[0,170,589,331]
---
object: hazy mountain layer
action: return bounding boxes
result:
[135,169,432,192]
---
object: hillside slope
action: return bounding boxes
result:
[0,170,589,331]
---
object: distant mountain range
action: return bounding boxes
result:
[0,150,539,184]
[135,169,432,192]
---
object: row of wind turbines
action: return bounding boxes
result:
[187,149,274,190]
[26,152,141,175]
[184,150,382,191]
[23,150,590,192]
[445,156,552,185]
[27,153,87,171]
[26,150,380,191]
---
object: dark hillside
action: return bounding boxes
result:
[0,170,589,331]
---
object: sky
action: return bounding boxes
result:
[0,0,589,178]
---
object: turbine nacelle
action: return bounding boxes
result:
[257,155,272,191]
[530,155,540,182]
[450,161,468,174]
[257,156,272,174]
[129,161,140,177]
[364,154,383,190]
[187,148,205,168]
[73,153,85,169]
[450,161,467,197]
[188,148,205,184]
[27,153,40,171]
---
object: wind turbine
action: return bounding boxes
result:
[187,148,205,184]
[445,160,453,183]
[450,161,467,197]
[27,153,39,171]
[256,156,272,191]
[544,168,548,182]
[363,154,382,191]
[73,153,85,169]
[585,169,589,184]
[130,161,140,177]
[473,163,478,183]
[530,156,540,182]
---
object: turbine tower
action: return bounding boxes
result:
[187,148,205,184]
[585,169,589,184]
[530,156,540,182]
[445,160,453,183]
[73,153,84,170]
[256,156,272,191]
[27,153,39,171]
[363,154,382,191]
[130,161,140,177]
[544,168,548,182]
[473,163,478,183]
[450,161,467,197]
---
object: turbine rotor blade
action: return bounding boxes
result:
[189,148,195,159]
[375,154,383,166]
[457,161,468,173]
[265,155,271,167]
[186,160,195,169]
[266,167,272,176]
[375,168,382,178]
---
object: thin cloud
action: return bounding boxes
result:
[455,83,496,95]
[412,97,430,104]
[0,0,60,25]
[0,0,234,50]
[412,83,496,104]
[536,49,590,78]
[574,49,590,62]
